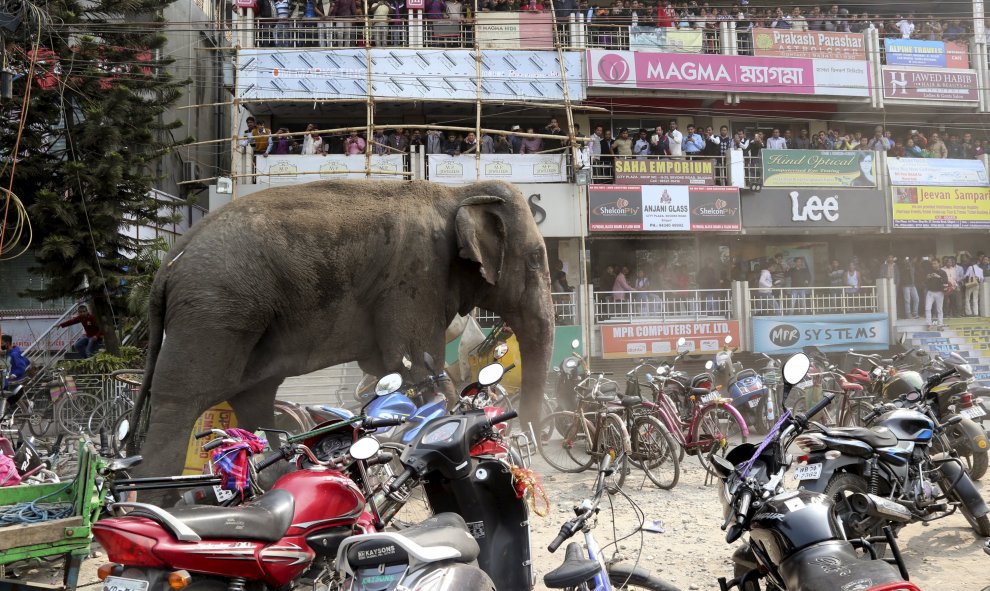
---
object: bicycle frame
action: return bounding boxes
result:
[582,525,611,590]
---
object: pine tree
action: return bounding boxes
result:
[0,0,191,354]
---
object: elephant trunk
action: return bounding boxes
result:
[506,287,555,431]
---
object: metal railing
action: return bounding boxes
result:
[594,289,732,323]
[590,154,728,186]
[251,16,472,49]
[748,285,878,316]
[475,292,577,328]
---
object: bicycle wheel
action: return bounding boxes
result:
[630,415,680,490]
[25,397,55,438]
[842,400,873,428]
[87,397,134,437]
[56,393,104,435]
[537,411,595,473]
[365,443,433,529]
[694,404,746,476]
[598,413,629,494]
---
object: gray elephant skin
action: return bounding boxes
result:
[128,179,554,483]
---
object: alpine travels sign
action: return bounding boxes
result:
[741,188,886,229]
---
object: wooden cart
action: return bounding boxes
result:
[0,440,107,591]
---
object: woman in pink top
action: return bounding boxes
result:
[344,131,366,155]
[613,266,635,302]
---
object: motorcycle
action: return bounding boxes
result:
[713,352,922,591]
[93,415,403,591]
[709,336,774,433]
[338,408,532,590]
[794,366,990,549]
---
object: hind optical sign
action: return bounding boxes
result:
[752,313,889,354]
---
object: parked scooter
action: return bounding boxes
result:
[713,352,922,591]
[709,336,774,433]
[339,408,530,590]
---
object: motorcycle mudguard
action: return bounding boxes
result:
[731,544,759,572]
[797,455,866,494]
[946,416,989,456]
[939,460,990,518]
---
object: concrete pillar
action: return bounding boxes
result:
[580,283,595,363]
[877,278,897,339]
[733,280,751,349]
[727,148,745,188]
[981,281,990,317]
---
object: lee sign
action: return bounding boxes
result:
[741,188,886,229]
[752,314,889,354]
[587,50,870,97]
[601,321,740,359]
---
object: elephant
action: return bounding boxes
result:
[128,179,554,486]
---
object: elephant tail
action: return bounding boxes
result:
[126,271,168,455]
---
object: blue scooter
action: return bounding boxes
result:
[708,336,774,434]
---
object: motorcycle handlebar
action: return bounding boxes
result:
[488,410,518,427]
[804,392,836,422]
[363,417,406,429]
[736,490,753,524]
[255,449,287,471]
[366,452,394,466]
[927,367,957,388]
[202,438,225,452]
[388,466,415,494]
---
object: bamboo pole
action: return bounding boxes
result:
[176,97,610,112]
[473,8,483,181]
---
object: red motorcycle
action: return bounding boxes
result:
[92,416,401,591]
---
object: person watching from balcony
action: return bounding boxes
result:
[756,264,779,315]
[894,13,914,38]
[813,130,828,149]
[650,126,669,155]
[770,6,789,29]
[613,266,635,303]
[264,128,292,156]
[59,304,103,358]
[961,133,976,158]
[683,124,703,156]
[944,19,966,41]
[371,129,388,155]
[868,127,890,151]
[344,130,366,155]
[494,134,512,154]
[409,129,425,151]
[766,128,786,150]
[656,1,674,27]
[441,132,460,156]
[834,132,855,150]
[590,126,604,160]
[612,128,633,158]
[386,128,409,153]
[733,130,749,151]
[302,124,325,155]
[242,117,270,154]
[927,132,947,158]
[789,7,807,31]
[479,132,495,154]
[827,260,844,288]
[371,0,391,46]
[855,137,871,151]
[788,257,811,314]
[807,6,824,30]
[426,127,443,154]
[703,127,721,157]
[1,334,30,387]
[845,261,861,295]
[633,129,651,159]
[666,121,683,156]
[459,131,478,154]
[792,129,811,150]
[963,257,984,317]
[716,126,731,155]
[976,140,986,158]
[330,0,357,46]
[904,138,924,158]
[519,127,543,154]
[543,118,565,149]
[388,0,406,44]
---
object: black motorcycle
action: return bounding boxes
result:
[795,367,990,548]
[713,352,920,591]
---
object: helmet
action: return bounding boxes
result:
[882,370,924,401]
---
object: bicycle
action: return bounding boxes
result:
[785,352,876,428]
[86,369,143,438]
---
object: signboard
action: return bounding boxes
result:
[587,51,870,97]
[515,183,582,237]
[427,154,568,184]
[882,67,979,102]
[238,49,585,102]
[891,186,990,229]
[476,13,553,49]
[613,158,715,185]
[589,185,740,232]
[762,150,876,188]
[741,188,886,229]
[753,28,866,60]
[752,314,889,354]
[601,320,740,359]
[184,402,238,474]
[0,315,81,349]
[884,39,969,69]
[255,154,405,184]
[887,158,989,187]
[629,27,703,52]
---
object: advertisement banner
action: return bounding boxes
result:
[427,153,568,184]
[256,154,404,184]
[514,183,582,237]
[0,315,81,350]
[614,158,715,185]
[752,28,866,60]
[589,185,740,232]
[882,67,979,102]
[886,158,989,187]
[238,49,585,102]
[601,320,740,359]
[741,188,886,229]
[752,314,889,354]
[629,26,703,52]
[587,50,870,97]
[762,150,876,188]
[891,186,990,229]
[883,38,970,69]
[476,13,553,49]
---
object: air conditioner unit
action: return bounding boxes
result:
[183,161,200,183]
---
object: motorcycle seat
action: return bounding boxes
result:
[543,542,600,589]
[393,512,480,563]
[144,489,295,543]
[821,426,898,448]
[779,540,908,591]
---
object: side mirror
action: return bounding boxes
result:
[656,365,669,375]
[478,363,505,387]
[781,353,811,387]
[724,335,733,345]
[376,373,403,397]
[571,339,581,349]
[350,437,381,461]
[705,360,714,370]
[423,352,437,374]
[116,418,130,442]
[493,342,509,360]
[710,455,734,479]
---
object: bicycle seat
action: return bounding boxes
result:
[690,387,711,397]
[838,378,864,392]
[600,383,618,394]
[544,542,600,589]
[619,396,641,408]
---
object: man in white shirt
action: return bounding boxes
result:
[964,258,985,316]
[667,120,683,157]
[895,14,915,38]
[766,128,787,149]
[589,125,603,160]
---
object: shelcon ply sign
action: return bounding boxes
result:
[589,185,740,232]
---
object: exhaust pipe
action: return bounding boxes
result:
[849,493,913,524]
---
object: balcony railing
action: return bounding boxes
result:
[475,292,577,327]
[594,289,732,323]
[748,285,878,316]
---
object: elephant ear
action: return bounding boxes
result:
[456,195,507,286]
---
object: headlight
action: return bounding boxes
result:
[563,358,578,370]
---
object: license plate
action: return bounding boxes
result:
[792,463,823,481]
[748,398,761,408]
[961,406,987,419]
[213,485,235,503]
[103,577,149,591]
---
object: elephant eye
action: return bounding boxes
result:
[526,250,544,270]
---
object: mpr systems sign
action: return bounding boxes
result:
[752,314,889,354]
[741,188,885,229]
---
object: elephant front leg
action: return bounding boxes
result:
[134,395,212,505]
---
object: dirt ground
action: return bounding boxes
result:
[14,448,990,591]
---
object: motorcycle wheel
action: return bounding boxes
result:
[823,472,889,558]
[607,568,681,591]
[731,563,765,591]
[958,500,990,537]
[752,400,770,435]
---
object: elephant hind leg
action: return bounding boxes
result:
[134,395,214,505]
[228,376,284,435]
